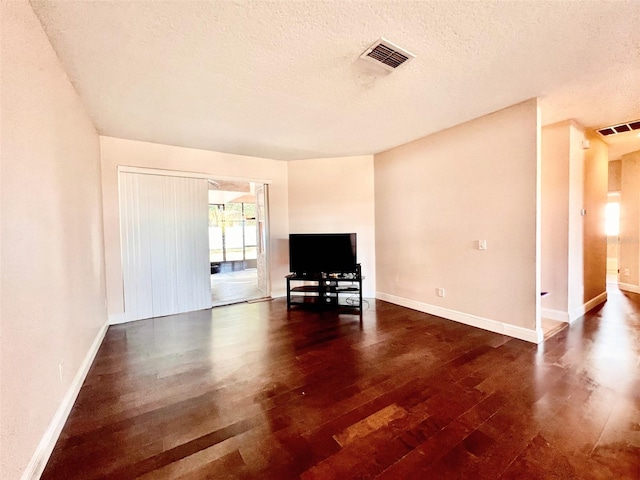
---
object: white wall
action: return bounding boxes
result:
[374,100,540,341]
[100,137,290,319]
[287,155,376,296]
[1,1,108,478]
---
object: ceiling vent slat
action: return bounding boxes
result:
[597,119,640,137]
[359,38,415,72]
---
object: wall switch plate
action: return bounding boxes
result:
[478,240,487,250]
[436,288,445,297]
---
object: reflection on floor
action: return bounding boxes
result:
[42,285,640,478]
[541,283,623,341]
[211,268,263,307]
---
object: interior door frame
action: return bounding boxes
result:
[255,183,271,296]
[119,166,272,186]
[606,191,621,283]
[119,166,273,300]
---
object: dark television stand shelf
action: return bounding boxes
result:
[286,265,363,314]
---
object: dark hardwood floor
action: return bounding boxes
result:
[42,288,640,479]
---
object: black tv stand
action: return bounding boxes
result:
[286,265,363,314]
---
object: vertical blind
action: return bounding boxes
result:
[119,172,211,321]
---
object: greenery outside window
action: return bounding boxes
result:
[209,203,257,263]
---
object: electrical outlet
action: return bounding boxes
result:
[58,362,64,382]
[623,268,630,276]
[478,240,487,250]
[436,288,445,298]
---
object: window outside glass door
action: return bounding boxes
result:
[208,203,257,263]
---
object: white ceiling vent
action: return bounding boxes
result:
[359,38,415,71]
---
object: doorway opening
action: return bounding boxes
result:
[606,192,621,284]
[208,179,269,306]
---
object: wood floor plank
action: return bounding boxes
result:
[97,418,258,480]
[41,289,640,479]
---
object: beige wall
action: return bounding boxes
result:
[100,137,290,317]
[566,124,585,313]
[566,125,608,312]
[581,132,608,303]
[287,156,376,296]
[541,122,571,312]
[568,124,584,314]
[374,99,539,333]
[1,2,108,478]
[619,150,640,289]
[608,159,622,192]
[541,122,608,318]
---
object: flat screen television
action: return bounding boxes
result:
[289,233,357,275]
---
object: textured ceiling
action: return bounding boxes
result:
[30,0,640,160]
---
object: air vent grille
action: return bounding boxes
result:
[367,44,409,68]
[598,120,640,136]
[359,38,415,72]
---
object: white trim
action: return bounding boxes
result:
[108,312,130,325]
[541,308,570,323]
[619,283,640,294]
[568,291,608,322]
[117,165,272,185]
[376,292,542,344]
[21,320,109,480]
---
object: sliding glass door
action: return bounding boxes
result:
[208,202,258,265]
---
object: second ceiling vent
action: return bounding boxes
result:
[597,120,640,136]
[359,38,415,72]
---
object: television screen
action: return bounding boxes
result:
[289,233,357,275]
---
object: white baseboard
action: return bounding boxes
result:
[376,292,542,344]
[21,320,109,480]
[108,312,128,325]
[541,308,570,323]
[619,283,640,294]
[569,291,607,322]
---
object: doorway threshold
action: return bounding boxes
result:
[211,296,272,308]
[246,297,273,304]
